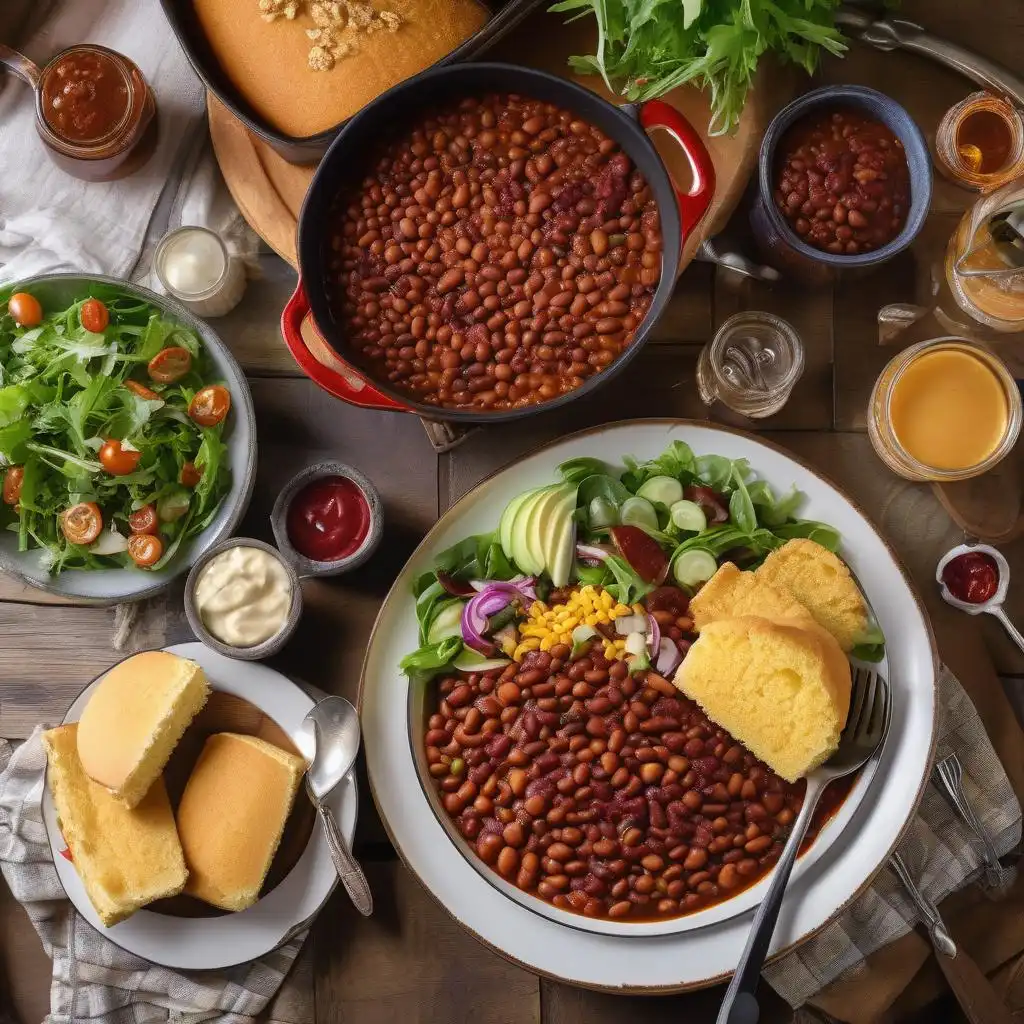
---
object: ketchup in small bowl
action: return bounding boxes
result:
[941,550,1000,605]
[286,476,370,563]
[272,462,383,576]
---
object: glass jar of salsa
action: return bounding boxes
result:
[0,43,156,181]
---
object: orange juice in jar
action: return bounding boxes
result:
[869,337,1021,482]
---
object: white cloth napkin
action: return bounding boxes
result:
[0,0,207,285]
[0,729,308,1024]
[765,665,1022,1008]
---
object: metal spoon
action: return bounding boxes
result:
[936,543,1024,657]
[295,696,373,916]
[717,667,892,1024]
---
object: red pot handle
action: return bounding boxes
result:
[638,100,716,243]
[281,282,409,412]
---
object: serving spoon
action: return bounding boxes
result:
[295,696,373,917]
[717,667,891,1024]
[936,543,1024,657]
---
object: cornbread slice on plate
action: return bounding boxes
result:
[176,733,307,912]
[674,616,852,783]
[689,562,815,633]
[42,724,187,927]
[755,539,869,653]
[77,650,211,809]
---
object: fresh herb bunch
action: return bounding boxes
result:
[0,285,231,574]
[549,0,848,135]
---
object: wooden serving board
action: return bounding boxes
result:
[208,7,790,270]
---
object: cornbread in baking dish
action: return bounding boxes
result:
[755,539,869,653]
[674,616,852,783]
[191,0,490,138]
[76,651,211,809]
[176,733,307,912]
[43,724,188,927]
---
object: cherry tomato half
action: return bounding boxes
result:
[148,346,192,384]
[180,461,202,487]
[128,504,159,535]
[61,502,103,545]
[124,379,161,401]
[8,292,42,328]
[128,532,163,568]
[2,466,23,506]
[80,298,110,333]
[188,385,231,427]
[99,439,142,476]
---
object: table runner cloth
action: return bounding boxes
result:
[0,729,308,1023]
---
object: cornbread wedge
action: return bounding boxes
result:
[755,539,869,653]
[673,616,852,782]
[43,724,187,927]
[689,562,815,633]
[176,733,306,912]
[77,651,211,809]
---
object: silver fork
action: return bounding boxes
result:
[890,851,1014,1024]
[934,753,1007,890]
[717,667,891,1024]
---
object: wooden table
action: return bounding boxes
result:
[4,2,1024,1021]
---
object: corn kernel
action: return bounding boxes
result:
[600,591,615,610]
[582,612,598,626]
[559,632,572,646]
[614,604,632,617]
[539,634,556,651]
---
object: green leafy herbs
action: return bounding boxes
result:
[548,0,848,135]
[850,624,885,664]
[0,291,232,574]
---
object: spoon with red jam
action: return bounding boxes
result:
[937,543,1024,654]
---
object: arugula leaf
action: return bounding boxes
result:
[621,440,696,492]
[850,624,886,663]
[727,469,757,534]
[772,520,841,552]
[400,636,464,680]
[604,553,653,605]
[558,456,610,485]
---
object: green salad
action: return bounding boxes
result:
[401,439,884,682]
[0,285,233,574]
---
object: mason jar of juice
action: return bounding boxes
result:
[868,337,1021,482]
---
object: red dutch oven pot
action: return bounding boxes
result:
[282,62,715,422]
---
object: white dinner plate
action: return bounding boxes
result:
[361,420,938,992]
[42,642,357,971]
[0,275,256,605]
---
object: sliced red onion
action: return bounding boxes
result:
[646,613,661,656]
[655,637,682,676]
[576,542,612,566]
[469,576,537,602]
[461,590,511,654]
[438,571,477,597]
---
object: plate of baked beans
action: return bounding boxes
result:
[289,63,715,421]
[360,420,937,991]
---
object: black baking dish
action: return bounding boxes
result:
[159,0,547,164]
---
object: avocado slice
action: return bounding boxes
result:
[510,485,552,575]
[526,484,572,577]
[499,487,542,566]
[545,486,578,587]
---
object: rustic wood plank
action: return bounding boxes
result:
[313,860,540,1024]
[263,941,316,1024]
[711,266,834,431]
[648,262,715,346]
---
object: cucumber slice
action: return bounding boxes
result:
[672,549,718,588]
[452,648,512,672]
[636,475,684,507]
[620,496,658,532]
[588,495,618,529]
[669,499,707,533]
[427,600,464,644]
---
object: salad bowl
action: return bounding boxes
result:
[0,274,256,604]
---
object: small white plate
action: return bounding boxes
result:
[0,275,256,605]
[42,642,356,971]
[362,420,938,992]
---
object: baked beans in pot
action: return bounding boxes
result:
[417,646,853,923]
[291,63,715,421]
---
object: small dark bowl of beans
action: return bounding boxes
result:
[289,62,716,421]
[407,605,857,934]
[752,85,931,275]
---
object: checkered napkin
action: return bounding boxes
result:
[0,728,307,1024]
[764,664,1023,1008]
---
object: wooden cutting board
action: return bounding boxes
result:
[208,7,791,269]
